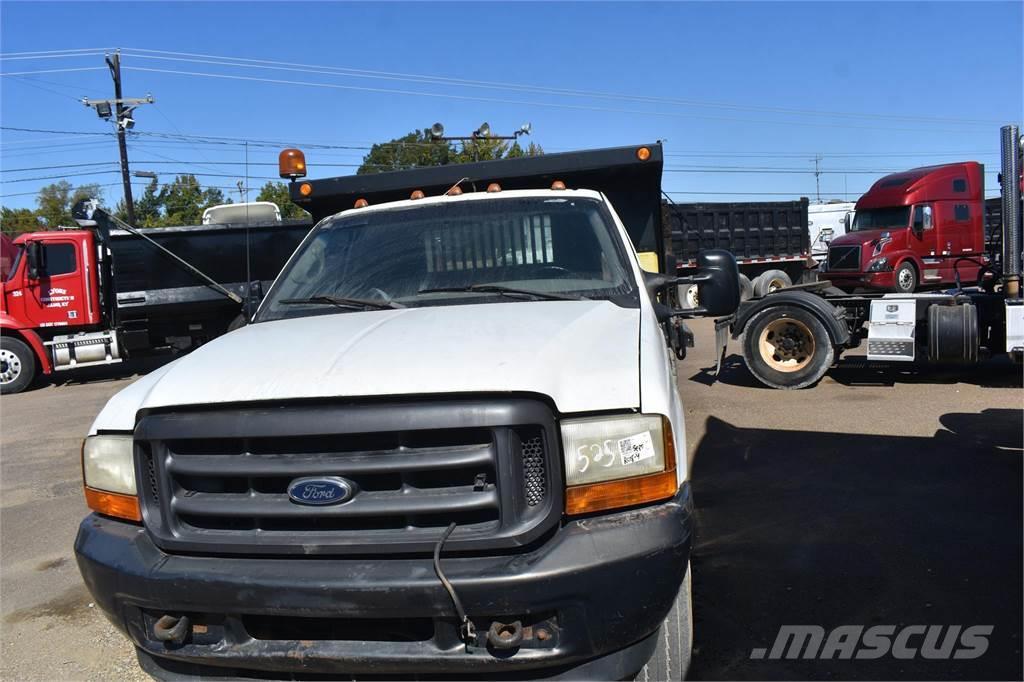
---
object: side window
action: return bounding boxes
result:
[913,207,925,231]
[953,178,967,193]
[42,243,77,276]
[954,204,970,222]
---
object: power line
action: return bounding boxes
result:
[1,169,122,183]
[0,67,109,76]
[0,48,113,59]
[119,65,990,135]
[118,47,1000,126]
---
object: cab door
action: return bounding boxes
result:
[909,203,942,283]
[22,236,93,330]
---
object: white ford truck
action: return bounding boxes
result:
[74,144,739,680]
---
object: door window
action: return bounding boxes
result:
[42,243,77,276]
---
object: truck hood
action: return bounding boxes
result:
[830,229,890,248]
[92,300,642,430]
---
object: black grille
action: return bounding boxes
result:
[135,400,560,555]
[827,244,862,271]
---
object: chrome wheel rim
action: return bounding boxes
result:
[767,277,787,292]
[685,285,700,308]
[898,267,914,290]
[0,348,22,385]
[757,318,815,373]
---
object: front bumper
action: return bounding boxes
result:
[76,485,693,679]
[824,270,895,291]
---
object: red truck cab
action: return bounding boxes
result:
[823,162,988,293]
[1,230,102,391]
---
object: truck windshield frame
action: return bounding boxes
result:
[256,195,638,323]
[851,206,911,232]
[3,245,23,282]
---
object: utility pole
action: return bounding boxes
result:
[81,50,153,226]
[813,154,822,203]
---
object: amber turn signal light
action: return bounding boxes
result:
[278,148,307,179]
[299,182,313,197]
[84,486,142,522]
[565,417,677,515]
[354,198,369,208]
[636,146,651,161]
[410,190,425,200]
[486,183,502,193]
[551,180,567,190]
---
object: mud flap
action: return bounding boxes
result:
[714,316,732,376]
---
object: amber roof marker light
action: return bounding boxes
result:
[298,182,313,197]
[636,146,651,161]
[279,148,307,180]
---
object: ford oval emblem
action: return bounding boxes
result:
[287,476,356,506]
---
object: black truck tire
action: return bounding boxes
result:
[741,305,835,389]
[893,260,917,293]
[636,562,692,681]
[0,336,36,395]
[753,269,793,297]
[739,273,754,301]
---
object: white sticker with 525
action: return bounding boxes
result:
[617,431,656,466]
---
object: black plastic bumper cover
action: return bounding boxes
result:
[75,485,692,678]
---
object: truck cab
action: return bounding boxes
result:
[822,162,988,293]
[73,144,740,680]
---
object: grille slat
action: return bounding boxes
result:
[172,487,500,518]
[135,399,561,555]
[166,444,494,478]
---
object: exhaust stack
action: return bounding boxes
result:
[1000,124,1022,297]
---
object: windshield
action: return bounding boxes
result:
[851,206,910,232]
[257,196,637,322]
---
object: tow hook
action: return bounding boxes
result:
[153,614,191,643]
[487,620,524,650]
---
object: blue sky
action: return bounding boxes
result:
[2,1,1021,212]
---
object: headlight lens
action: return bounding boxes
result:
[561,414,667,486]
[866,256,892,272]
[82,435,136,495]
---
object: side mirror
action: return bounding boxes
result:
[25,241,43,279]
[691,249,740,316]
[923,206,933,231]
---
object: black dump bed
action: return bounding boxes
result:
[290,143,666,258]
[665,199,810,267]
[108,219,311,347]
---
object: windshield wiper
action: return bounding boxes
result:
[280,295,404,310]
[417,284,587,301]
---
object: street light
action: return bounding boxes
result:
[132,170,157,180]
[429,121,533,142]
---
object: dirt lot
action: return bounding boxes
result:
[1,318,1020,680]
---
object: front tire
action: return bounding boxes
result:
[893,261,917,293]
[0,336,36,395]
[741,305,834,389]
[636,562,692,681]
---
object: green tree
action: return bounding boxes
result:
[358,130,451,175]
[115,179,164,227]
[0,207,42,235]
[35,181,103,228]
[158,175,227,226]
[255,181,310,220]
[358,130,543,175]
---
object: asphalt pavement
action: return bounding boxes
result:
[0,319,1020,680]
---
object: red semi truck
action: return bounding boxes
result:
[0,207,310,394]
[821,161,992,293]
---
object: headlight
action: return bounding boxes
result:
[871,234,892,257]
[82,434,141,522]
[866,256,892,272]
[560,414,678,514]
[83,435,136,494]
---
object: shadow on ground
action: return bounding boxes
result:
[690,353,1023,390]
[687,408,1023,681]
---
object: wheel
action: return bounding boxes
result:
[0,336,36,395]
[753,269,793,297]
[738,273,754,302]
[741,306,835,389]
[893,260,917,293]
[681,283,700,309]
[636,562,692,681]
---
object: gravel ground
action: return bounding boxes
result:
[0,320,1020,680]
